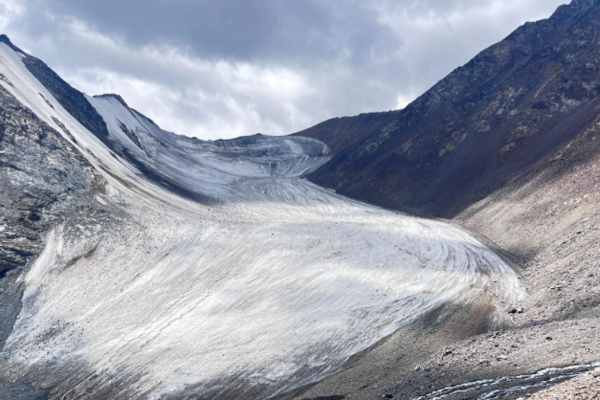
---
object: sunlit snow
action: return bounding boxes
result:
[0,43,525,400]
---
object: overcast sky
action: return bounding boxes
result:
[0,0,568,139]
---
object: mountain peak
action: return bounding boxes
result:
[0,34,25,54]
[94,93,129,108]
[299,0,600,218]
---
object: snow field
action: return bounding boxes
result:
[0,43,525,399]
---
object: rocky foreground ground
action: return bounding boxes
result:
[525,369,600,399]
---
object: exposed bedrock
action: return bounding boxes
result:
[0,75,107,399]
[296,0,600,220]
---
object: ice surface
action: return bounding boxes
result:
[0,43,526,399]
[86,93,331,201]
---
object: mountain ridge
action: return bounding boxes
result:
[294,0,600,218]
[2,0,600,398]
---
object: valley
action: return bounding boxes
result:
[2,1,600,399]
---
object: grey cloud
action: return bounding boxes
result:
[30,0,399,69]
[1,0,570,139]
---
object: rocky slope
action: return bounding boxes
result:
[295,0,600,219]
[0,55,108,400]
[288,0,600,399]
[0,76,106,348]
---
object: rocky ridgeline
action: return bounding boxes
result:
[296,0,600,219]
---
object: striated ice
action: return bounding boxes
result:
[0,42,526,400]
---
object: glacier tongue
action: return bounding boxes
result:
[0,41,525,400]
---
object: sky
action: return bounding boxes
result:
[0,0,568,140]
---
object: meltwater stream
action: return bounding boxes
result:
[415,361,600,400]
[0,42,526,400]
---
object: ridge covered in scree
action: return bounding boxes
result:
[294,0,600,219]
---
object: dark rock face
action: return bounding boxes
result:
[0,84,104,273]
[296,0,600,218]
[0,35,110,143]
[0,82,105,350]
[292,111,398,156]
[0,72,107,398]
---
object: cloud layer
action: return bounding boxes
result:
[0,0,568,139]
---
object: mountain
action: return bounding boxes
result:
[0,34,526,400]
[296,0,600,219]
[292,1,600,399]
[1,0,600,399]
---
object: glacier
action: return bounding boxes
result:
[0,42,525,399]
